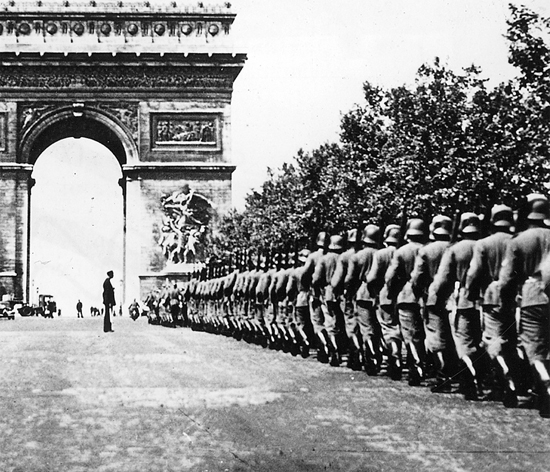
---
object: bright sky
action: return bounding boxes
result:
[30,0,550,313]
[31,139,123,314]
[230,0,550,207]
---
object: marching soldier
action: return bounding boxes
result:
[499,198,550,418]
[302,232,330,362]
[366,224,402,380]
[287,248,314,357]
[432,213,484,400]
[346,224,382,374]
[465,204,520,407]
[332,229,360,368]
[168,283,181,327]
[386,218,426,386]
[410,215,456,392]
[313,234,345,366]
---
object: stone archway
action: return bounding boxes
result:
[0,1,246,304]
[22,105,137,305]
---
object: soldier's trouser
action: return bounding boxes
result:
[309,296,325,334]
[103,303,112,332]
[424,305,452,353]
[482,306,517,359]
[170,304,180,323]
[519,304,550,363]
[323,300,344,338]
[254,303,266,329]
[398,304,424,347]
[377,304,402,346]
[452,308,482,360]
[357,300,381,342]
[343,298,358,338]
[294,305,311,330]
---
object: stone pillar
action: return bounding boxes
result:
[123,173,142,307]
[0,165,32,301]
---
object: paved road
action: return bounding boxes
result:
[0,316,548,472]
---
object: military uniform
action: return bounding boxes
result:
[312,235,344,366]
[498,208,550,417]
[386,220,425,385]
[432,213,483,399]
[366,225,402,379]
[409,216,456,389]
[345,225,381,373]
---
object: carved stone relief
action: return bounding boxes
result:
[18,101,139,144]
[153,114,218,148]
[158,184,214,264]
[0,66,233,90]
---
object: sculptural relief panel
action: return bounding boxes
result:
[151,113,220,151]
[18,101,139,144]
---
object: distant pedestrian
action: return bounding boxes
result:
[76,299,83,318]
[102,270,116,333]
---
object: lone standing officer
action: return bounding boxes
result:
[76,299,83,318]
[102,270,116,333]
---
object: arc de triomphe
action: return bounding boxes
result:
[0,0,246,304]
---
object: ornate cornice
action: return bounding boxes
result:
[0,1,237,54]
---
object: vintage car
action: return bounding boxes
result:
[37,294,57,318]
[0,300,16,320]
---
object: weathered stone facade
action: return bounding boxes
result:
[0,0,246,302]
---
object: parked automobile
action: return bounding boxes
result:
[0,300,16,320]
[37,294,57,318]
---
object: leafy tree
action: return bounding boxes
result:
[210,4,550,257]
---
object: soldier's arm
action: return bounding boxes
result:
[275,271,288,301]
[286,271,298,302]
[385,251,403,299]
[432,248,455,303]
[410,250,428,297]
[330,255,346,296]
[366,251,386,296]
[464,241,484,301]
[498,241,519,304]
[311,258,325,290]
[344,253,361,294]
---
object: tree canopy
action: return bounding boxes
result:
[210,4,550,257]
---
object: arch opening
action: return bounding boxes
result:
[27,115,128,166]
[30,138,124,315]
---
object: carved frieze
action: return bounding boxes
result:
[0,66,233,90]
[18,101,139,144]
[152,114,219,149]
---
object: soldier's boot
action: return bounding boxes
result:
[495,355,518,408]
[297,327,311,358]
[430,351,453,393]
[407,343,424,386]
[316,332,330,364]
[286,327,300,356]
[265,324,277,349]
[386,340,402,381]
[281,326,293,354]
[346,335,362,371]
[461,355,484,401]
[512,347,535,397]
[362,338,379,376]
[328,335,341,367]
[532,360,550,418]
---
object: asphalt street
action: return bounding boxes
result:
[0,315,548,472]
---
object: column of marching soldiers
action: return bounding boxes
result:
[144,193,550,419]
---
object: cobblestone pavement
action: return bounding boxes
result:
[0,316,548,472]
